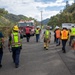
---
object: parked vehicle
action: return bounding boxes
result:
[18,20,35,36]
[62,23,75,29]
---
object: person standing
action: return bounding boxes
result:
[61,26,69,53]
[0,31,4,68]
[25,24,31,42]
[8,25,22,68]
[42,26,51,50]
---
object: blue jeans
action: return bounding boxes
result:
[12,47,21,65]
[36,34,39,42]
[56,38,60,45]
[0,47,3,64]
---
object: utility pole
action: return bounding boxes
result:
[41,11,42,28]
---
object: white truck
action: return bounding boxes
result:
[62,23,75,29]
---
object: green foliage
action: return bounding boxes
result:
[48,3,75,28]
[0,8,38,38]
[0,8,8,17]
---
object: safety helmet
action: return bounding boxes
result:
[27,24,29,26]
[55,26,59,29]
[13,25,19,31]
[46,26,50,30]
[62,26,67,29]
[72,24,74,27]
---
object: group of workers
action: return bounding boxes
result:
[0,24,75,69]
[54,25,75,53]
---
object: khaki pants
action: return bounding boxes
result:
[44,38,50,49]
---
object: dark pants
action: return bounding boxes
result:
[0,47,3,64]
[12,47,21,65]
[69,36,75,46]
[62,40,67,52]
[54,34,56,43]
[56,38,60,45]
[36,34,39,42]
[26,33,30,42]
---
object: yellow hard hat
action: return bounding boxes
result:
[13,25,19,31]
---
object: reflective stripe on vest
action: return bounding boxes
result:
[35,29,39,34]
[61,30,68,39]
[11,32,21,47]
[44,30,50,38]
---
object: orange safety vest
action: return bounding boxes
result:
[61,29,69,40]
[55,29,61,38]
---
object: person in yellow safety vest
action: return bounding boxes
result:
[61,26,69,53]
[8,25,22,68]
[69,25,75,46]
[35,26,41,42]
[42,26,51,50]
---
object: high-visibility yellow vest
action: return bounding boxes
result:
[35,29,39,34]
[71,28,75,36]
[44,30,50,39]
[11,32,21,47]
[61,30,69,40]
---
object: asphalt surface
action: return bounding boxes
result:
[0,30,75,75]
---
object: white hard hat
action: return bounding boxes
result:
[27,24,29,26]
[55,26,59,29]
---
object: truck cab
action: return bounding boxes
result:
[18,20,35,37]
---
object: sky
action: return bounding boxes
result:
[0,0,74,21]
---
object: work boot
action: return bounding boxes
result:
[44,46,46,49]
[62,49,66,53]
[0,64,2,68]
[46,47,48,50]
[15,64,19,68]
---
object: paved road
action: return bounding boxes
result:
[0,30,75,75]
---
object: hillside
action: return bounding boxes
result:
[48,3,75,28]
[0,8,38,37]
[41,18,49,25]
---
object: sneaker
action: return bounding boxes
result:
[0,64,2,68]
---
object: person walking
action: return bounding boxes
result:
[55,26,61,46]
[42,26,51,50]
[61,26,69,53]
[54,29,56,43]
[25,24,31,42]
[8,25,22,68]
[0,31,4,68]
[35,26,41,42]
[69,25,75,46]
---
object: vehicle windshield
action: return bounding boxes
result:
[18,22,34,27]
[25,22,33,26]
[18,23,27,27]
